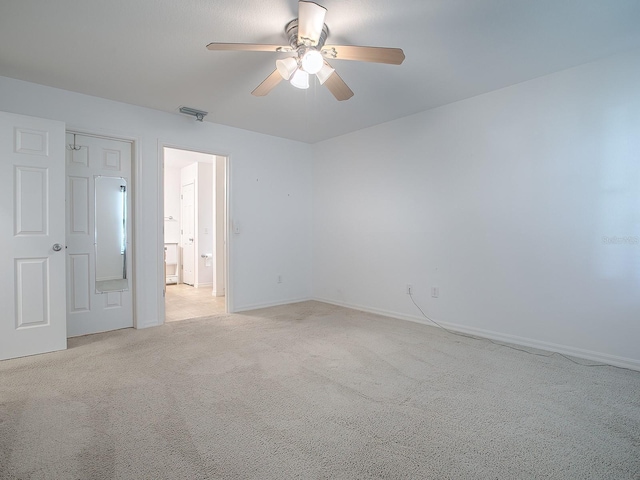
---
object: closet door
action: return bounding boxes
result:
[0,111,67,361]
[65,133,133,337]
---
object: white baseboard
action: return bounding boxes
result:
[234,297,312,313]
[313,296,640,372]
[212,288,225,297]
[193,282,213,289]
[138,318,161,329]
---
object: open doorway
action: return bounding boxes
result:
[163,147,227,322]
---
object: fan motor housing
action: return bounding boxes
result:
[285,19,329,50]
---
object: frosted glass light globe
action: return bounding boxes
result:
[301,50,324,74]
[316,63,335,85]
[276,57,298,80]
[290,69,310,89]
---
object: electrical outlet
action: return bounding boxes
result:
[431,287,439,298]
[406,284,413,295]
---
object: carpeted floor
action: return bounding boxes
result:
[1,301,639,479]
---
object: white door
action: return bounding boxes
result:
[181,182,195,285]
[65,133,133,337]
[0,111,67,361]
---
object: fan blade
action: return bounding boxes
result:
[298,1,327,46]
[251,69,283,97]
[322,67,354,101]
[207,43,291,53]
[322,45,405,65]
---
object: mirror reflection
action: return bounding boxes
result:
[95,176,128,292]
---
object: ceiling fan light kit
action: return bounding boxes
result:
[206,1,405,101]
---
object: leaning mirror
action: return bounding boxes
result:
[95,176,128,292]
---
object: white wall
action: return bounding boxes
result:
[312,49,640,369]
[0,75,313,324]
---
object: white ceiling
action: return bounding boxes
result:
[1,0,640,143]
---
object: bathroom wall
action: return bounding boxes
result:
[164,166,182,244]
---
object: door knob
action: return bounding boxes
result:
[52,243,63,252]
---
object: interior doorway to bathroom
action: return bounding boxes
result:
[163,147,227,322]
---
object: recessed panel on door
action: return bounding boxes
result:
[15,258,49,328]
[69,254,90,313]
[15,166,48,236]
[14,128,49,156]
[68,176,89,235]
[103,149,121,170]
[67,144,89,167]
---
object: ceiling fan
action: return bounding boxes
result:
[206,0,405,101]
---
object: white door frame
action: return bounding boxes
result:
[158,142,232,322]
[68,127,140,329]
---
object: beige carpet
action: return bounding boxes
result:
[1,301,639,479]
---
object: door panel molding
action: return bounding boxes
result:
[68,253,91,313]
[68,176,90,235]
[14,166,48,236]
[14,127,49,156]
[15,257,50,328]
